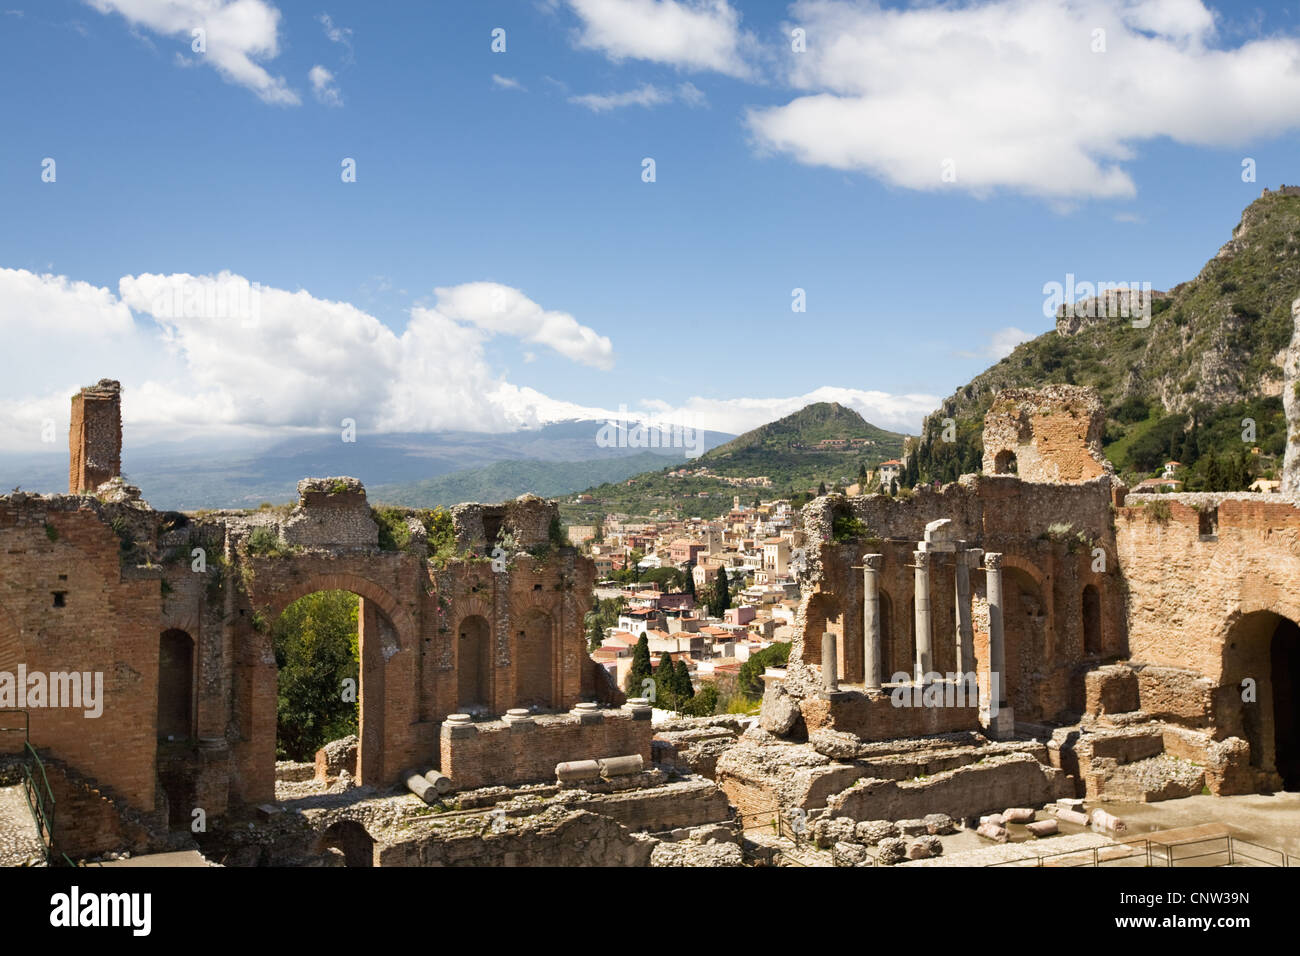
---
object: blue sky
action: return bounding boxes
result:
[4,0,1300,453]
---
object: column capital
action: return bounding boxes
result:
[983,551,1004,570]
[913,549,930,569]
[862,552,884,570]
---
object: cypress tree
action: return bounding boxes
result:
[674,659,694,700]
[627,634,652,695]
[714,565,731,616]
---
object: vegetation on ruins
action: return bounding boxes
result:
[273,590,360,761]
[737,641,791,702]
[915,192,1300,489]
[246,526,294,558]
[831,514,872,543]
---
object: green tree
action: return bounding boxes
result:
[679,682,718,717]
[817,481,827,496]
[684,563,696,598]
[737,641,791,701]
[654,651,678,708]
[273,590,359,761]
[626,633,652,696]
[711,565,731,617]
[673,659,694,700]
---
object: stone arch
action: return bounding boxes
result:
[260,571,415,651]
[1221,609,1300,790]
[515,606,555,709]
[157,628,195,741]
[803,592,844,673]
[1002,565,1046,718]
[993,450,1018,475]
[317,819,375,867]
[457,614,493,712]
[236,569,413,802]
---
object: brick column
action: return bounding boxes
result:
[862,553,883,691]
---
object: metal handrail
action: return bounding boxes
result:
[2,710,61,865]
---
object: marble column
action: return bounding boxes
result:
[913,550,932,681]
[862,553,883,691]
[955,548,975,676]
[987,554,1008,712]
[821,631,838,692]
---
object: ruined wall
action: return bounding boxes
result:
[0,494,160,811]
[440,706,654,791]
[788,474,1124,723]
[68,379,122,494]
[981,385,1110,483]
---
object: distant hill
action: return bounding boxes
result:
[0,419,733,511]
[915,190,1300,488]
[370,452,691,508]
[561,402,909,521]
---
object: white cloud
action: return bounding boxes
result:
[676,80,707,107]
[565,0,756,78]
[317,11,353,63]
[569,82,673,111]
[491,74,526,91]
[431,282,615,369]
[87,0,299,105]
[955,326,1036,361]
[746,0,1300,200]
[0,269,617,452]
[634,386,938,436]
[309,64,342,106]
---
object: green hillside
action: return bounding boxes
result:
[916,191,1298,489]
[561,403,909,521]
[369,452,685,508]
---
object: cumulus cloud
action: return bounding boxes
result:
[309,64,342,106]
[746,0,1300,200]
[87,0,299,104]
[0,269,616,452]
[430,282,615,369]
[565,0,756,78]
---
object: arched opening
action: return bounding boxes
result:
[993,450,1018,475]
[458,615,492,711]
[1082,585,1102,656]
[272,591,359,763]
[1002,567,1045,718]
[516,609,554,708]
[802,593,843,672]
[1222,611,1300,790]
[317,820,374,867]
[157,628,194,741]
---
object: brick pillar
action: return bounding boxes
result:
[68,379,122,494]
[955,548,975,676]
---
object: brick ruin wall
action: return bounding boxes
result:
[980,385,1111,483]
[68,380,122,494]
[788,473,1124,726]
[439,707,655,791]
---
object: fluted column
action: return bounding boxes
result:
[862,553,883,691]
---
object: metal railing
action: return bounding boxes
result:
[989,833,1292,868]
[1,709,64,865]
